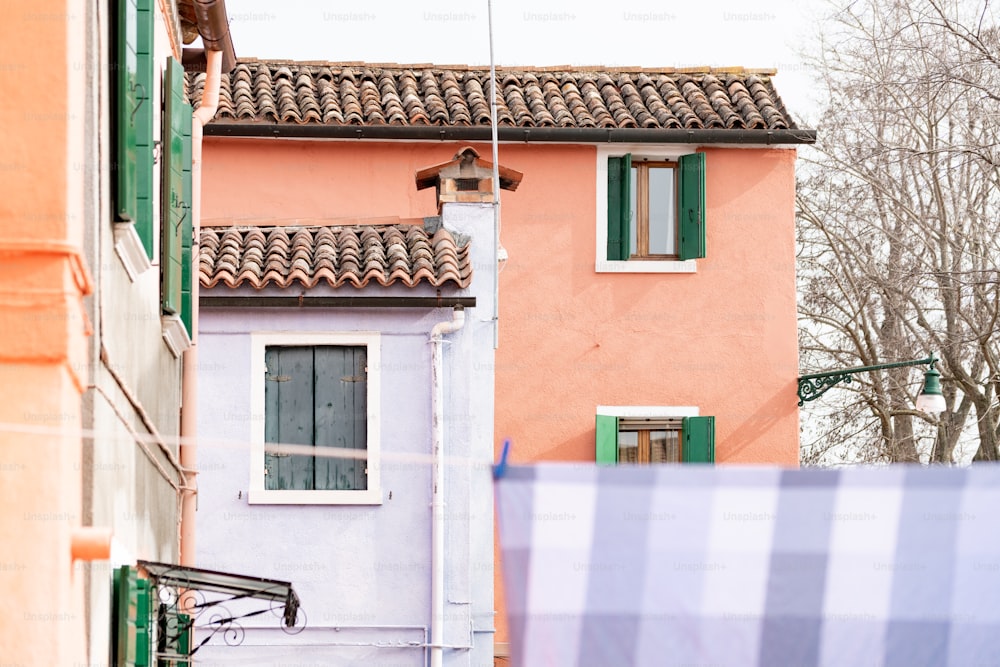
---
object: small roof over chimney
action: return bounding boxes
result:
[415,147,523,207]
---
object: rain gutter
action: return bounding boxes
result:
[203,123,816,145]
[200,296,477,309]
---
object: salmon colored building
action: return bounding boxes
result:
[194,60,815,663]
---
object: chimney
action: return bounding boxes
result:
[415,147,523,211]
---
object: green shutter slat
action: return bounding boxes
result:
[179,108,193,336]
[314,346,368,490]
[176,612,192,658]
[162,58,189,315]
[114,0,139,223]
[112,566,138,667]
[678,152,706,260]
[606,155,632,261]
[607,157,622,260]
[620,154,631,259]
[265,347,316,490]
[682,416,715,463]
[157,607,193,666]
[134,0,155,256]
[595,414,619,464]
[135,578,151,667]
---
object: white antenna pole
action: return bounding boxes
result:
[488,0,501,349]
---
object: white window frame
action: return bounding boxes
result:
[249,331,382,505]
[595,144,699,274]
[597,405,700,418]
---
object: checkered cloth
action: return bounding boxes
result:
[496,464,1000,667]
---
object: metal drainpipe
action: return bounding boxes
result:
[179,47,222,567]
[430,307,466,667]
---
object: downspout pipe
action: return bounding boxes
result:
[190,0,237,72]
[430,307,466,667]
[180,48,222,567]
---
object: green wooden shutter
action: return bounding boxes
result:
[682,416,715,463]
[134,0,154,256]
[314,346,368,490]
[114,0,139,223]
[606,155,631,261]
[135,578,151,667]
[596,414,619,464]
[678,152,706,260]
[179,105,194,337]
[112,566,152,667]
[162,57,191,316]
[115,0,154,257]
[265,346,316,490]
[157,605,193,666]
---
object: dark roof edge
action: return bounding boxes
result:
[203,123,817,145]
[200,296,478,309]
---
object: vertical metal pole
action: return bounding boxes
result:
[487,0,501,349]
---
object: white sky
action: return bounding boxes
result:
[224,0,828,126]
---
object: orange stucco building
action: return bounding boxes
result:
[196,60,813,661]
[0,1,243,664]
[1,2,91,662]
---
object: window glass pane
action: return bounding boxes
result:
[629,166,638,256]
[618,430,638,464]
[648,167,676,255]
[650,429,681,463]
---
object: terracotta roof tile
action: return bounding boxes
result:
[199,224,471,290]
[188,60,800,131]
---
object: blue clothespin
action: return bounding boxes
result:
[493,439,511,480]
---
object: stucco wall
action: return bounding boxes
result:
[0,0,90,663]
[201,138,800,466]
[78,3,187,664]
[201,137,802,650]
[195,206,496,665]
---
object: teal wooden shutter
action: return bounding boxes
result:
[115,0,154,257]
[596,414,619,464]
[134,0,154,255]
[114,0,138,223]
[179,105,194,337]
[314,346,368,490]
[135,578,151,667]
[162,57,191,316]
[112,566,152,667]
[157,605,193,666]
[606,155,631,260]
[678,152,706,260]
[264,346,316,490]
[682,416,715,463]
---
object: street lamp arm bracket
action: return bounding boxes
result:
[797,356,938,406]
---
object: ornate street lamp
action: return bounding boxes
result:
[797,354,946,414]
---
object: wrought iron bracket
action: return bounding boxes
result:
[797,355,937,406]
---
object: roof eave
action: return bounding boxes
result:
[204,122,817,145]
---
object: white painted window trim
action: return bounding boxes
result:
[249,331,382,505]
[597,405,700,418]
[113,222,152,281]
[161,314,191,358]
[595,144,699,274]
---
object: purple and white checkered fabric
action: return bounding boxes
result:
[496,464,1000,667]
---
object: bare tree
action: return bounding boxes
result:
[797,0,1000,464]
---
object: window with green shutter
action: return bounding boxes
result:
[595,411,715,464]
[606,152,706,261]
[264,345,369,491]
[162,57,192,326]
[113,0,155,257]
[112,566,153,667]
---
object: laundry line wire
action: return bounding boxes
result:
[0,421,497,470]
